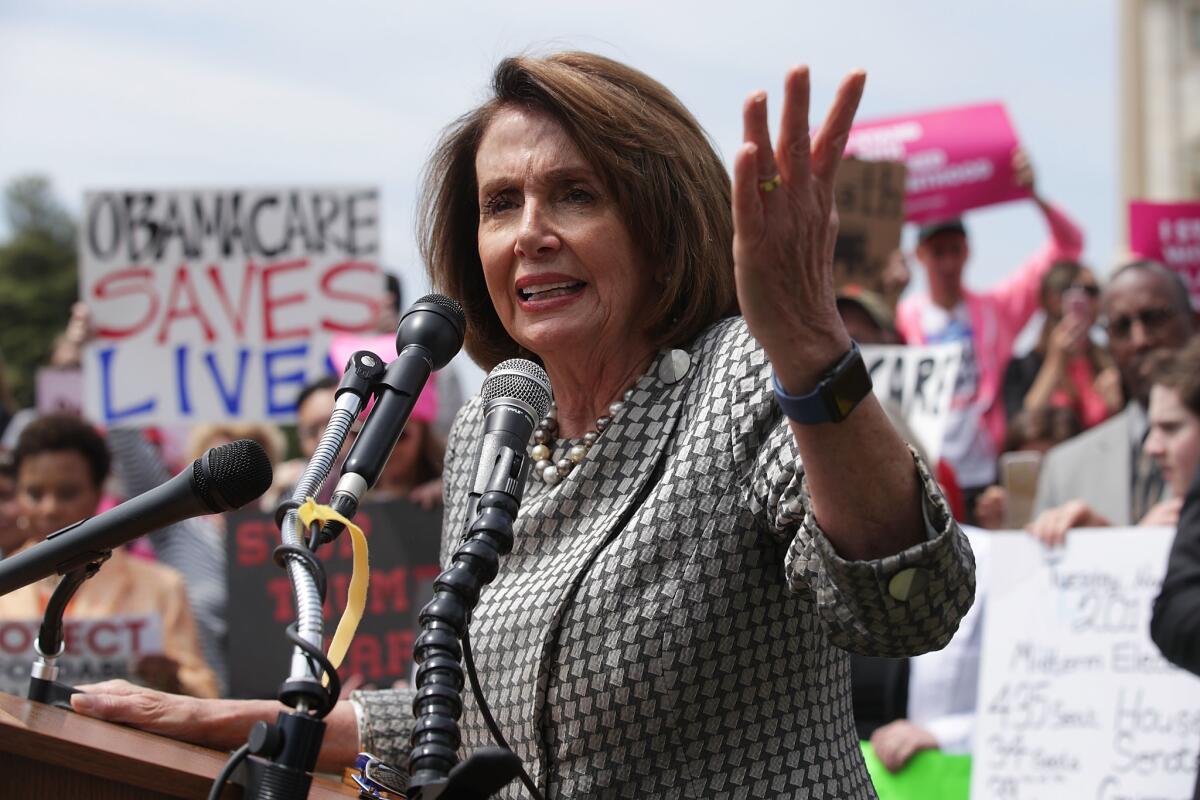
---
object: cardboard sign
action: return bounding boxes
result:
[80,188,382,425]
[1129,201,1200,310]
[846,102,1029,223]
[861,343,962,462]
[972,528,1200,799]
[35,367,83,416]
[226,497,442,699]
[0,615,163,696]
[833,158,907,294]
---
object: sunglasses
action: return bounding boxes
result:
[1103,307,1179,340]
[1065,283,1100,297]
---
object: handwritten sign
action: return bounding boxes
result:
[0,615,163,696]
[846,102,1029,224]
[1129,201,1200,310]
[833,158,907,294]
[973,528,1200,799]
[862,343,962,462]
[80,188,382,425]
[226,497,442,699]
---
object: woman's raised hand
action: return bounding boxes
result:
[732,67,865,390]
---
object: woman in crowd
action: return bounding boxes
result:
[0,414,218,697]
[71,52,974,795]
[1001,259,1120,430]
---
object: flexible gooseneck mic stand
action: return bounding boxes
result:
[220,350,383,800]
[406,446,529,800]
[27,555,111,709]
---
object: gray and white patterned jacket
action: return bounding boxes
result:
[353,317,976,798]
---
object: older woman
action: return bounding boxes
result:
[71,52,974,796]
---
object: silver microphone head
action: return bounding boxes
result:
[482,359,552,420]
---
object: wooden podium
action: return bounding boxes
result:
[0,692,360,799]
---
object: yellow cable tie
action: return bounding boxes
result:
[297,497,369,686]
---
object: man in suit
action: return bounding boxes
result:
[1032,261,1195,535]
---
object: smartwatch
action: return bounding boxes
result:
[772,341,873,424]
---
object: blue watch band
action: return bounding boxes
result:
[772,342,871,424]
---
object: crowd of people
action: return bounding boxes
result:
[0,49,1197,797]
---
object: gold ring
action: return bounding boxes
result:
[758,174,782,193]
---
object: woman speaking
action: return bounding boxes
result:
[72,52,975,797]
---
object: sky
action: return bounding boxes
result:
[0,0,1119,392]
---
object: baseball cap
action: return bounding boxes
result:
[917,217,967,243]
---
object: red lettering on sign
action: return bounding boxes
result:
[320,261,382,333]
[259,259,310,340]
[413,564,441,586]
[236,520,276,566]
[206,262,258,338]
[370,568,409,614]
[385,630,415,677]
[126,618,148,653]
[346,634,383,682]
[92,267,159,338]
[157,265,216,344]
[267,577,295,623]
[87,621,120,656]
[0,623,32,654]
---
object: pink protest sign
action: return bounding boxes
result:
[1129,201,1200,310]
[846,102,1030,223]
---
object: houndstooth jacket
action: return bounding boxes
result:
[352,317,976,798]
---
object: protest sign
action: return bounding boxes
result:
[80,188,382,425]
[846,102,1029,223]
[0,615,163,696]
[226,497,442,699]
[833,158,907,294]
[1129,201,1200,309]
[973,528,1200,799]
[36,367,83,415]
[861,343,961,462]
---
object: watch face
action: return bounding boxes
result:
[828,351,873,421]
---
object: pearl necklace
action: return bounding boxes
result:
[530,388,635,485]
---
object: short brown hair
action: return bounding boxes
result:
[14,413,111,488]
[420,51,739,369]
[1149,335,1200,417]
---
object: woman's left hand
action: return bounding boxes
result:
[732,67,865,390]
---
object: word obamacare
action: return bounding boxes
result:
[85,190,378,261]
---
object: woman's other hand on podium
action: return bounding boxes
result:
[70,679,363,771]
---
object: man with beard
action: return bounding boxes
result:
[1032,260,1196,535]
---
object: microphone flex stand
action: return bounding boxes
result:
[27,554,111,709]
[406,447,528,800]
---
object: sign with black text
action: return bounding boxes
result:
[226,497,442,699]
[861,342,962,462]
[0,615,163,696]
[833,157,906,295]
[80,188,382,425]
[973,528,1200,799]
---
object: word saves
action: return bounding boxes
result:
[83,190,381,423]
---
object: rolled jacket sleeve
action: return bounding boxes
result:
[352,686,419,767]
[747,404,976,657]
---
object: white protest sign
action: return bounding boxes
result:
[80,188,382,425]
[973,528,1200,799]
[861,342,961,462]
[0,614,164,695]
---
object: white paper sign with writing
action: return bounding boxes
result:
[973,528,1200,799]
[0,614,164,696]
[80,188,382,425]
[861,342,961,462]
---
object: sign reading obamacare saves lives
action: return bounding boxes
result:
[81,188,382,425]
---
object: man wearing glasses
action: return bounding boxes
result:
[1032,260,1196,533]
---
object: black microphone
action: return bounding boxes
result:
[464,358,553,527]
[0,439,273,596]
[326,294,465,528]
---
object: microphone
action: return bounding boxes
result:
[0,439,273,596]
[464,358,553,527]
[326,294,465,528]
